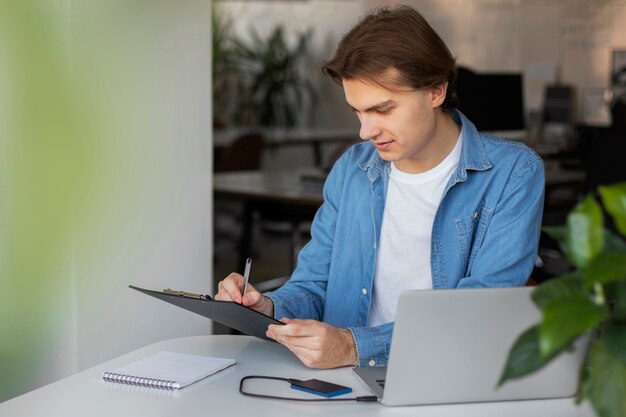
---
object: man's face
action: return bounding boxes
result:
[343,76,447,173]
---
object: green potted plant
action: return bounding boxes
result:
[499,182,626,417]
[212,4,240,128]
[232,25,315,127]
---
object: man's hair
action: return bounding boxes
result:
[322,5,458,112]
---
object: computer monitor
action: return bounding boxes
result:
[456,67,525,134]
[543,85,574,124]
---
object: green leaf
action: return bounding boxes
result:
[583,340,626,417]
[531,272,585,311]
[565,195,604,268]
[581,252,626,287]
[599,182,626,237]
[542,226,566,243]
[604,323,626,365]
[497,326,560,387]
[604,229,626,253]
[604,280,626,321]
[539,294,605,358]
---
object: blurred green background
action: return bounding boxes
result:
[0,0,212,402]
[1,0,89,400]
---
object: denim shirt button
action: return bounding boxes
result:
[368,359,376,367]
[361,288,367,295]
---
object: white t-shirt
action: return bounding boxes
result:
[367,135,463,327]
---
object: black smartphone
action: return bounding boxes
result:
[290,379,352,398]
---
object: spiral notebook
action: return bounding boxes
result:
[102,351,235,390]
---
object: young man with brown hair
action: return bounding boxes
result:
[216,5,544,369]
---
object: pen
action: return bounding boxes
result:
[242,257,252,298]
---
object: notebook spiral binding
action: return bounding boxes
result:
[102,372,177,390]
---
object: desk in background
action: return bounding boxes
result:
[214,170,324,206]
[544,166,585,190]
[0,335,595,417]
[214,166,584,204]
[214,170,324,273]
[214,167,585,271]
[214,127,358,167]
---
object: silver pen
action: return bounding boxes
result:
[242,257,252,297]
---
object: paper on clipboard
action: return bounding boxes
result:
[129,285,284,342]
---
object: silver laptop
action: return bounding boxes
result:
[353,287,588,406]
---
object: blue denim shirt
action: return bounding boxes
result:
[266,111,544,367]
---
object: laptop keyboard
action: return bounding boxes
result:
[376,379,386,389]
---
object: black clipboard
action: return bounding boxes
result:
[129,285,284,342]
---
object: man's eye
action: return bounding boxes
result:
[376,108,391,114]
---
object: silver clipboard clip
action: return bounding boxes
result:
[163,288,212,300]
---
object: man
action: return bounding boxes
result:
[216,6,544,369]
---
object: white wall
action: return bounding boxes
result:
[0,0,213,402]
[68,0,214,373]
[218,0,626,125]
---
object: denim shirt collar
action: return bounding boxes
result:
[358,109,492,183]
[451,110,492,182]
[359,150,388,182]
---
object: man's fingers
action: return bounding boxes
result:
[215,281,234,302]
[278,335,322,350]
[268,320,320,339]
[268,320,358,369]
[278,341,331,369]
[288,345,325,366]
[215,273,244,303]
[267,328,314,349]
[242,284,261,306]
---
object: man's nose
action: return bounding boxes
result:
[359,116,381,141]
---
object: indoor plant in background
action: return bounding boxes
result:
[499,182,626,417]
[212,4,240,128]
[232,25,315,128]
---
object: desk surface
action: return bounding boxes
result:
[214,170,325,206]
[213,127,357,148]
[214,168,585,204]
[0,335,594,417]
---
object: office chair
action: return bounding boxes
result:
[214,132,266,258]
[214,132,265,172]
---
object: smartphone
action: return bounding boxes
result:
[290,379,352,398]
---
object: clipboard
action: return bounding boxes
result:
[129,285,284,342]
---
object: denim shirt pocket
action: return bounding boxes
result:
[454,206,493,273]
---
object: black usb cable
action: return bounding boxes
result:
[239,375,378,402]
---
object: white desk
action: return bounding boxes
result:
[0,335,595,417]
[213,127,357,148]
[213,127,358,167]
[214,170,324,206]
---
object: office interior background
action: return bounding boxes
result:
[1,0,625,404]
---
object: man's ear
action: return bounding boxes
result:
[429,81,448,108]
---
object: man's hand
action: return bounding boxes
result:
[266,318,358,369]
[214,272,274,317]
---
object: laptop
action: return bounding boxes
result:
[353,287,588,406]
